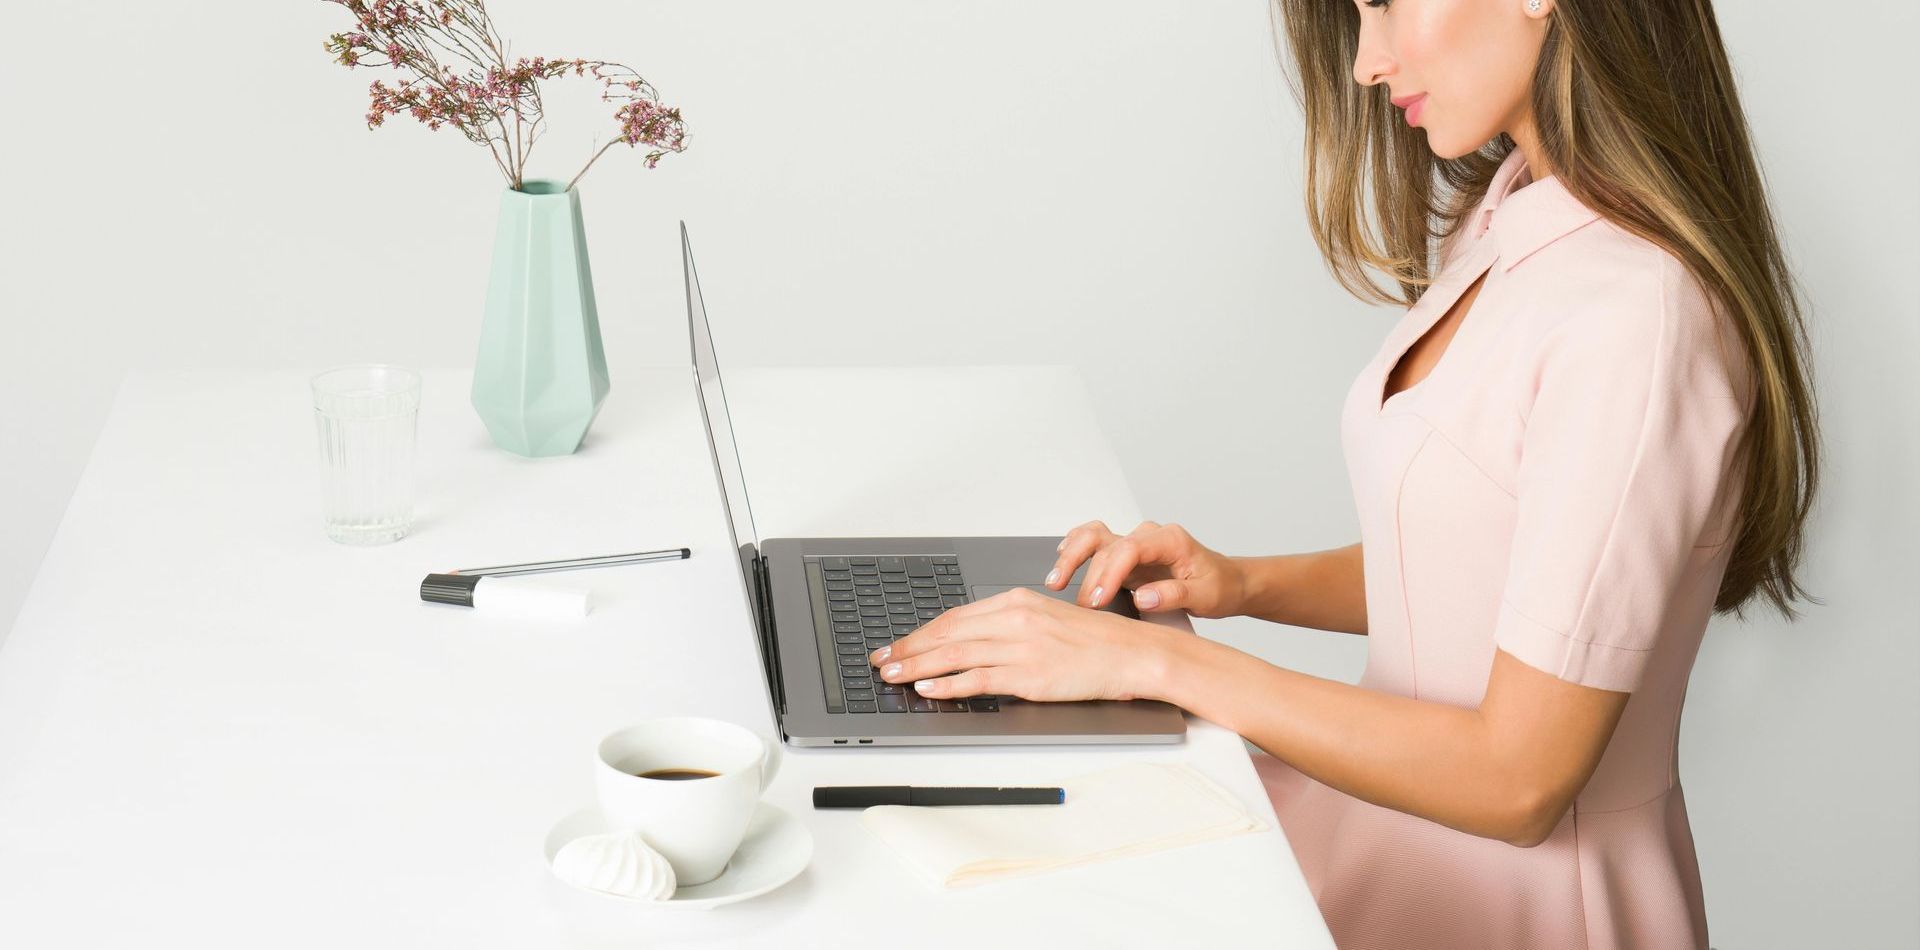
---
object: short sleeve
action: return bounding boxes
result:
[1492,254,1752,692]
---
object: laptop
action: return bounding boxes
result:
[680,222,1188,747]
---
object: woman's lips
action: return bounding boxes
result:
[1391,93,1428,126]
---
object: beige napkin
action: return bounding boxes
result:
[860,761,1268,889]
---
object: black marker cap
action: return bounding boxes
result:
[814,786,912,808]
[420,572,483,608]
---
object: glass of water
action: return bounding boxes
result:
[311,364,421,545]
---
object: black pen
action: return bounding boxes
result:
[813,785,1066,808]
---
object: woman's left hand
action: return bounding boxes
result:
[867,586,1182,703]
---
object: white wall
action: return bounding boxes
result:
[2,1,1912,945]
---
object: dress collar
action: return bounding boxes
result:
[1466,148,1603,272]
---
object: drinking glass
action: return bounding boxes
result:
[310,364,421,545]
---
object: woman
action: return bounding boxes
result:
[867,0,1818,945]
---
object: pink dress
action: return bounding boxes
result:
[1253,148,1755,949]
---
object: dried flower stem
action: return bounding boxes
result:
[566,140,617,192]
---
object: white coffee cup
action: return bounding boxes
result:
[594,717,784,886]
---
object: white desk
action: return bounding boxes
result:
[0,365,1330,947]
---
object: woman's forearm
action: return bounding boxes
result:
[1233,543,1368,634]
[1146,633,1539,846]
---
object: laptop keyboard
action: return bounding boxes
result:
[810,555,999,714]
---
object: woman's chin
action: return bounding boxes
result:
[1419,128,1484,161]
[1407,114,1507,160]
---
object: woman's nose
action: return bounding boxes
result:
[1351,20,1394,87]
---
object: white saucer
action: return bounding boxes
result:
[542,801,812,911]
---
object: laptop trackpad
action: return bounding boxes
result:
[969,584,1139,619]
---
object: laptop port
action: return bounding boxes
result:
[858,739,873,744]
[833,738,848,744]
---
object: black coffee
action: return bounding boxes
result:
[636,767,720,781]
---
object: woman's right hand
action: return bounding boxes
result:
[1044,519,1247,620]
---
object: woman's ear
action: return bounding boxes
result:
[1523,0,1556,20]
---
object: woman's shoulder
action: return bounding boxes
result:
[1501,220,1751,408]
[1516,217,1683,321]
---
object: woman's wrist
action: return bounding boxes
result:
[1231,554,1293,623]
[1130,620,1220,706]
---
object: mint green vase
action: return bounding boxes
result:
[471,179,610,457]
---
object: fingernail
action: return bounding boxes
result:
[1091,585,1104,605]
[883,662,903,679]
[1136,588,1160,608]
[915,679,938,693]
[1045,568,1059,586]
[1057,539,1066,552]
[873,646,891,664]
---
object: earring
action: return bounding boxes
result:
[1526,0,1543,11]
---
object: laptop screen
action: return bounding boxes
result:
[681,223,770,641]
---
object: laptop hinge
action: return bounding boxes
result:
[753,555,787,715]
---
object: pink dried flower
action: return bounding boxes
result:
[319,0,687,190]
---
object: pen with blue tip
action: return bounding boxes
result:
[813,785,1066,808]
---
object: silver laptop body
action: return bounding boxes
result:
[681,222,1187,747]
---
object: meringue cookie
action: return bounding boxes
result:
[552,829,677,901]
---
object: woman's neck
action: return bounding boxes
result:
[1506,115,1553,181]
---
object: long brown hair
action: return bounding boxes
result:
[1271,0,1819,618]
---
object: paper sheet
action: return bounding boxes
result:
[860,762,1269,889]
